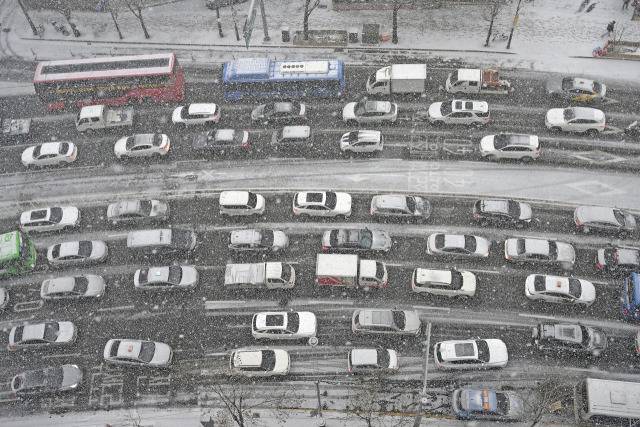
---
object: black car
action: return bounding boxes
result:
[472,199,532,228]
[532,323,607,357]
[251,102,306,125]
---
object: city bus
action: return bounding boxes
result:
[0,231,36,278]
[33,53,184,110]
[574,377,640,424]
[221,58,345,101]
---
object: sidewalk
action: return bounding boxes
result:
[1,0,639,84]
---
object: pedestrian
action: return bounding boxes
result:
[623,0,630,9]
[607,20,616,37]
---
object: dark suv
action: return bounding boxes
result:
[532,323,607,357]
[471,199,532,228]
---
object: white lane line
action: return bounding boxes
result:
[204,352,229,357]
[290,299,354,306]
[413,305,451,313]
[470,269,502,275]
[106,233,129,238]
[42,352,82,359]
[518,313,556,320]
[96,305,135,312]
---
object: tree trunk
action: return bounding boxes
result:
[484,14,495,47]
[137,7,151,39]
[110,10,123,39]
[303,10,309,40]
[392,4,398,44]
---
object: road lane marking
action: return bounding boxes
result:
[413,305,450,313]
[518,313,556,320]
[42,352,82,359]
[96,305,135,312]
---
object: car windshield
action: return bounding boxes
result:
[287,312,300,332]
[168,266,183,284]
[592,81,602,93]
[377,348,390,367]
[124,136,136,150]
[548,241,558,259]
[495,392,509,415]
[450,270,463,290]
[78,241,93,257]
[138,341,156,363]
[405,196,416,213]
[434,234,445,249]
[260,350,276,370]
[563,108,575,120]
[568,278,582,298]
[74,276,89,294]
[492,134,511,150]
[153,134,163,146]
[464,236,477,252]
[440,102,452,115]
[260,230,274,246]
[375,262,386,280]
[139,200,153,216]
[359,229,373,248]
[172,230,193,248]
[516,238,526,255]
[43,322,60,342]
[58,143,69,154]
[247,192,258,208]
[476,339,490,362]
[613,209,626,226]
[579,326,591,345]
[325,192,337,209]
[281,265,292,283]
[49,207,63,223]
[507,200,520,217]
[561,77,574,90]
[392,310,406,329]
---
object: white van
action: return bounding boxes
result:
[219,191,265,216]
[126,228,197,254]
[574,377,640,424]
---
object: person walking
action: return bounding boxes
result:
[607,20,616,37]
[623,0,630,9]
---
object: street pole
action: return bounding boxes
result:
[392,1,399,44]
[506,0,523,50]
[258,0,270,41]
[16,0,39,36]
[231,6,240,41]
[216,7,224,38]
[315,381,325,426]
[413,322,432,427]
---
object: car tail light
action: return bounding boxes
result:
[575,218,582,227]
[622,308,629,316]
[8,345,16,351]
[322,246,329,252]
[473,213,481,219]
[505,254,511,260]
[595,262,604,270]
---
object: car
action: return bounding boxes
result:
[11,365,83,396]
[504,238,575,271]
[532,323,607,356]
[524,274,595,306]
[134,265,199,290]
[192,129,251,153]
[472,199,532,228]
[229,229,289,252]
[452,388,524,421]
[103,339,173,368]
[426,234,491,258]
[342,99,398,124]
[229,348,290,377]
[0,287,8,311]
[171,103,220,126]
[8,321,77,351]
[114,133,170,159]
[621,272,640,321]
[411,268,476,298]
[21,142,77,167]
[635,330,640,355]
[574,206,636,237]
[425,99,490,126]
[545,76,606,103]
[348,348,399,374]
[321,228,392,253]
[479,133,540,161]
[251,101,306,125]
[46,240,108,266]
[251,311,317,340]
[351,309,421,336]
[339,130,384,154]
[106,199,169,225]
[292,191,352,218]
[370,194,431,221]
[40,275,105,300]
[271,126,313,149]
[20,206,80,233]
[219,190,265,216]
[545,107,605,135]
[126,228,197,254]
[596,246,640,274]
[433,339,508,370]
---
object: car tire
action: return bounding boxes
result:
[521,156,533,163]
[485,155,497,162]
[346,119,358,126]
[551,126,562,132]
[515,222,525,229]
[432,120,444,127]
[586,129,599,137]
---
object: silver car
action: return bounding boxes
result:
[41,275,105,300]
[21,142,77,167]
[103,339,173,368]
[452,388,524,421]
[46,240,108,266]
[134,265,199,290]
[12,365,83,396]
[228,229,289,252]
[229,348,290,377]
[20,206,80,233]
[505,238,575,271]
[8,321,77,351]
[370,194,431,221]
[106,199,169,225]
[321,228,392,253]
[352,309,421,336]
[574,206,636,237]
[426,234,491,258]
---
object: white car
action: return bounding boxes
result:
[11,365,83,396]
[524,274,596,306]
[479,134,540,161]
[342,99,398,124]
[41,275,105,300]
[348,348,399,374]
[20,206,80,233]
[228,229,289,252]
[172,103,220,126]
[107,199,169,225]
[545,107,605,135]
[292,191,352,218]
[46,240,108,266]
[352,309,421,336]
[252,311,317,340]
[21,142,77,167]
[229,348,290,377]
[134,265,199,290]
[103,339,173,368]
[114,133,170,159]
[339,130,384,154]
[426,99,490,126]
[426,234,491,258]
[411,268,476,298]
[504,237,575,271]
[219,190,265,216]
[0,287,8,311]
[434,339,508,370]
[8,321,77,351]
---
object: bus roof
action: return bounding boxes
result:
[0,231,21,263]
[34,53,176,83]
[584,377,640,419]
[223,58,343,83]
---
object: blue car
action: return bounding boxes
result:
[452,388,524,421]
[621,272,640,321]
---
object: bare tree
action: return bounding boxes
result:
[482,0,504,47]
[392,0,400,44]
[105,1,125,40]
[523,379,573,427]
[121,0,151,39]
[303,0,320,41]
[346,375,410,427]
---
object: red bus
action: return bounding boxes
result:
[33,53,184,110]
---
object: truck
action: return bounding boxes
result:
[366,64,428,96]
[315,254,388,290]
[1,117,31,143]
[445,68,512,95]
[224,262,296,289]
[75,104,134,132]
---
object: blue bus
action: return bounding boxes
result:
[222,58,345,101]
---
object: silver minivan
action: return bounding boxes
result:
[126,228,197,254]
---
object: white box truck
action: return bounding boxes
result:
[224,262,296,289]
[75,104,134,132]
[445,68,512,95]
[315,254,388,290]
[366,64,428,96]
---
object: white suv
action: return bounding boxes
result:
[292,191,352,218]
[20,206,80,233]
[172,103,220,126]
[545,107,605,135]
[219,191,265,216]
[425,99,490,126]
[340,130,383,154]
[480,134,540,161]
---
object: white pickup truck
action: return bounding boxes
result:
[445,68,513,95]
[224,262,296,289]
[75,104,134,132]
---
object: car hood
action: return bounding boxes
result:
[297,312,317,336]
[479,135,495,152]
[460,271,477,293]
[61,207,80,225]
[180,266,199,287]
[387,349,399,370]
[545,108,565,125]
[518,203,533,221]
[402,311,422,334]
[85,275,106,297]
[21,146,34,163]
[474,237,491,257]
[486,339,509,364]
[335,193,352,215]
[545,78,563,94]
[60,365,83,390]
[150,342,173,366]
[272,230,289,250]
[578,279,596,303]
[57,322,77,343]
[171,107,183,123]
[90,241,108,260]
[342,103,357,120]
[371,230,392,251]
[556,242,576,263]
[321,231,332,248]
[298,104,306,116]
[428,102,443,119]
[113,136,128,153]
